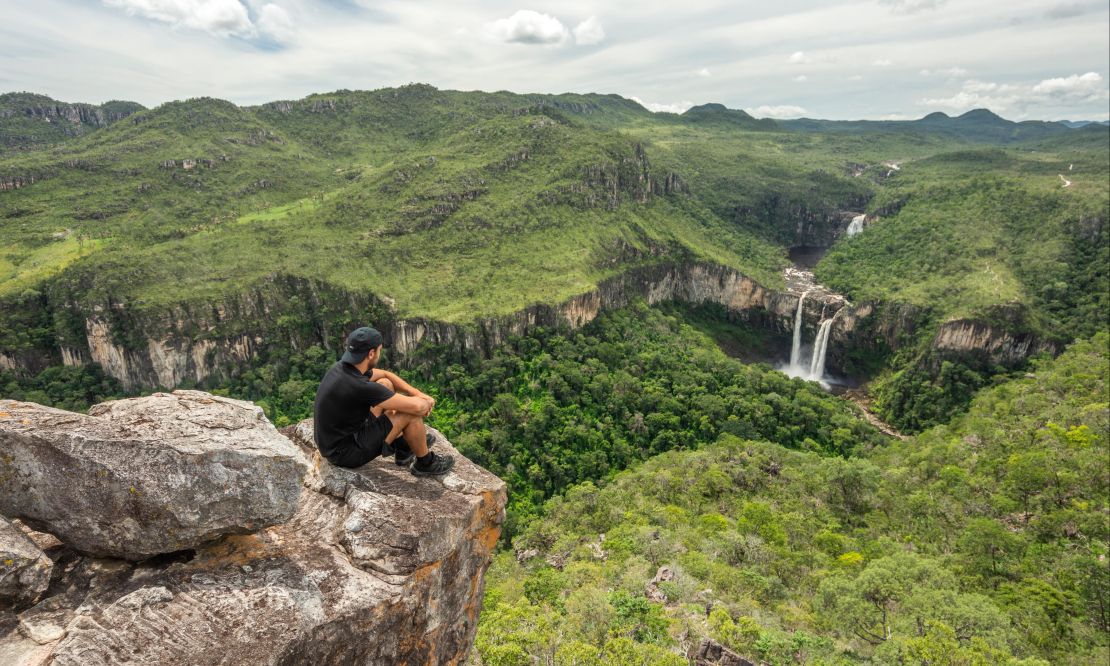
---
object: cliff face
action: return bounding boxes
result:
[0,94,144,150]
[0,398,506,665]
[1,261,1055,391]
[1,263,799,390]
[931,318,1057,365]
[4,273,389,389]
[388,263,802,361]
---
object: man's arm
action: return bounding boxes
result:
[377,393,432,416]
[369,368,429,399]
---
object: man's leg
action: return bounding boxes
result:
[383,412,429,457]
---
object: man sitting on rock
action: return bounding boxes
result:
[313,326,455,477]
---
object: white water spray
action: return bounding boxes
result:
[846,214,865,236]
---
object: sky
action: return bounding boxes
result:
[2,0,1108,121]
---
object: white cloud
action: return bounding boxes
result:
[746,104,807,118]
[872,58,893,66]
[630,96,694,114]
[103,0,253,37]
[848,74,864,81]
[573,16,604,45]
[1032,72,1105,99]
[1045,3,1087,20]
[788,51,810,64]
[103,0,295,42]
[921,72,1109,114]
[6,0,1108,123]
[920,66,968,77]
[879,0,947,14]
[485,10,568,45]
[792,74,808,82]
[256,4,293,42]
[696,67,711,77]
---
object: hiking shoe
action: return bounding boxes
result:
[410,451,455,477]
[393,433,436,467]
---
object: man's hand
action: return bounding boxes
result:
[419,396,434,417]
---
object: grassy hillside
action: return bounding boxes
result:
[0,86,788,326]
[479,332,1109,665]
[816,142,1109,334]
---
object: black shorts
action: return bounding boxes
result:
[330,413,395,468]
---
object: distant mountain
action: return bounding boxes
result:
[680,102,777,130]
[780,107,1084,143]
[0,92,145,152]
[1059,119,1110,128]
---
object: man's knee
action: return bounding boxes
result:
[392,411,422,427]
[376,378,394,392]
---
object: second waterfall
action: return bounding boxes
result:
[784,292,838,383]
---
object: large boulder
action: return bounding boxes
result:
[0,390,309,560]
[0,517,52,607]
[0,418,507,665]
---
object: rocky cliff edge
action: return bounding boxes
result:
[0,391,506,665]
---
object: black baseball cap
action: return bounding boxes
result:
[340,326,384,364]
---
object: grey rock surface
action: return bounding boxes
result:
[0,517,52,606]
[0,390,309,559]
[0,416,507,665]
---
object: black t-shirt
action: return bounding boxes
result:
[313,361,396,461]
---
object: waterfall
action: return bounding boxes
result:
[846,214,865,237]
[781,300,840,383]
[789,291,809,371]
[809,317,835,378]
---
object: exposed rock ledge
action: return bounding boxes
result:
[0,396,506,665]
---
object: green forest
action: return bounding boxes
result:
[475,332,1109,665]
[2,86,1107,432]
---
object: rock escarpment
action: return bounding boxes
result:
[0,93,144,150]
[0,393,507,665]
[931,318,1057,365]
[1,259,1055,390]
